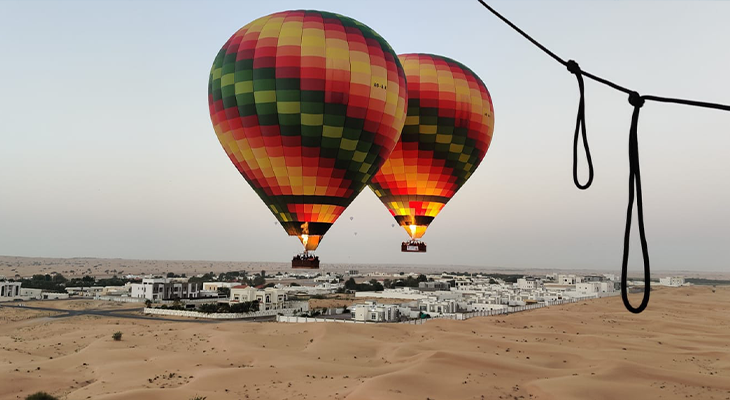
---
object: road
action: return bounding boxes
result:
[0,302,274,323]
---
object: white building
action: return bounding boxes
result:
[354,288,428,300]
[576,282,601,295]
[130,278,203,301]
[20,288,43,299]
[418,281,451,291]
[599,282,616,293]
[0,281,21,300]
[230,285,287,310]
[100,286,130,296]
[557,274,582,285]
[659,276,685,287]
[351,301,400,322]
[202,282,237,292]
[65,286,105,297]
[313,273,339,283]
[467,303,508,312]
[419,298,458,315]
[517,277,542,290]
[283,282,339,296]
[41,292,69,300]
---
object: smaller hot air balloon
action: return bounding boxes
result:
[369,53,495,253]
[350,216,354,221]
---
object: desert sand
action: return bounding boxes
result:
[4,255,729,281]
[2,286,730,400]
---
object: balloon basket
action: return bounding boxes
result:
[401,240,427,253]
[292,253,320,269]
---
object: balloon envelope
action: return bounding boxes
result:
[369,53,495,239]
[209,10,408,251]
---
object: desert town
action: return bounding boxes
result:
[0,263,726,400]
[2,265,690,323]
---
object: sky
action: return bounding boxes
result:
[0,1,728,271]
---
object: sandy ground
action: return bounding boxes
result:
[0,307,62,323]
[4,255,729,280]
[21,300,142,312]
[1,286,729,400]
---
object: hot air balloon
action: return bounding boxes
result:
[208,10,408,268]
[368,53,495,253]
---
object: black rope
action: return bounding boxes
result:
[476,0,730,313]
[622,92,651,313]
[566,60,593,189]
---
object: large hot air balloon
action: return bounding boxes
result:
[208,10,407,268]
[368,53,495,253]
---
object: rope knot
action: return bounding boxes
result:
[628,91,645,108]
[566,59,581,75]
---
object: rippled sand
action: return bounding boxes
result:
[2,286,729,400]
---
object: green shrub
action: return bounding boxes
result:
[112,331,122,341]
[189,396,207,400]
[25,392,59,400]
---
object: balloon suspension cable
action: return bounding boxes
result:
[477,0,730,313]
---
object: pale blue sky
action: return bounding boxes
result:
[0,1,728,271]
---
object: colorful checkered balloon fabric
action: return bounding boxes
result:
[369,53,495,239]
[208,10,407,250]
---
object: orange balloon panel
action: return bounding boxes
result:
[369,53,495,239]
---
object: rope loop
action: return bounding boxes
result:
[621,105,651,314]
[569,60,594,190]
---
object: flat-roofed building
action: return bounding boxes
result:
[659,276,685,287]
[230,286,287,310]
[0,281,21,300]
[351,301,400,322]
[202,282,237,292]
[130,278,202,301]
[418,281,450,291]
[517,277,542,290]
[20,288,43,299]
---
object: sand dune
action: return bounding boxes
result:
[2,286,730,400]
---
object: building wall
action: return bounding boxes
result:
[352,302,400,322]
[42,293,69,300]
[1,282,21,298]
[659,277,685,287]
[230,287,287,310]
[202,282,236,292]
[131,279,202,301]
[20,288,43,299]
[354,290,427,300]
[576,282,602,294]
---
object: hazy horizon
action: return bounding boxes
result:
[1,254,727,275]
[1,1,729,272]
